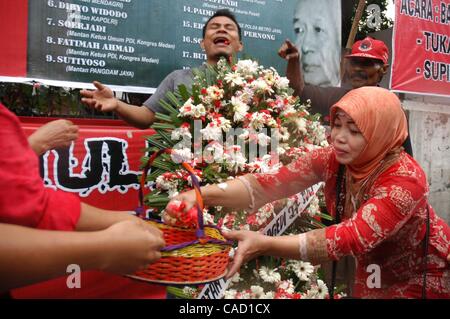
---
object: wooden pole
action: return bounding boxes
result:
[341,0,366,82]
[346,0,367,50]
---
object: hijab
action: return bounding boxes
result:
[330,87,408,214]
[330,87,408,181]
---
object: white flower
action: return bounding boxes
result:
[273,127,290,142]
[178,98,206,118]
[281,105,297,117]
[224,72,245,87]
[250,77,273,94]
[230,272,242,283]
[260,291,275,299]
[305,279,329,299]
[255,203,274,225]
[263,69,276,86]
[224,289,238,299]
[208,85,224,98]
[250,285,265,298]
[275,146,287,156]
[316,280,329,298]
[224,146,247,173]
[236,59,259,77]
[294,117,308,134]
[274,76,290,90]
[248,112,266,130]
[238,129,250,141]
[236,291,252,299]
[200,123,222,141]
[167,189,179,199]
[204,141,225,163]
[305,195,320,217]
[291,260,315,282]
[258,266,281,283]
[257,132,271,146]
[171,126,191,141]
[178,98,194,116]
[277,279,295,294]
[182,287,198,298]
[231,96,249,122]
[236,87,254,104]
[170,147,192,163]
[215,116,232,132]
[155,174,179,192]
[192,103,207,118]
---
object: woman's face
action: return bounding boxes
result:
[331,111,367,165]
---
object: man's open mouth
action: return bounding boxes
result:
[213,37,230,46]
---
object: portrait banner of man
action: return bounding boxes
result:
[293,0,342,87]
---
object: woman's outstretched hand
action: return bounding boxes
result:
[223,230,268,279]
[163,190,198,227]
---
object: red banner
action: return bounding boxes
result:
[390,0,450,97]
[12,117,166,299]
[0,0,28,77]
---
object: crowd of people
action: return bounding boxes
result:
[1,8,449,299]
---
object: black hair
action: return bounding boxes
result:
[202,9,242,40]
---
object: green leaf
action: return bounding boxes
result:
[151,123,177,130]
[309,219,327,229]
[155,112,173,123]
[152,158,174,171]
[158,99,179,116]
[177,84,191,101]
[157,129,176,146]
[146,137,169,150]
[165,91,183,110]
[145,194,170,206]
[317,212,333,221]
[166,286,194,299]
[191,85,201,105]
[170,113,184,126]
[146,168,165,182]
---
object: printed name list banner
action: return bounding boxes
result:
[390,0,450,97]
[0,0,297,93]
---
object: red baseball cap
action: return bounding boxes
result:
[345,37,389,64]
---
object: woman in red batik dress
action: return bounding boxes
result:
[165,87,450,298]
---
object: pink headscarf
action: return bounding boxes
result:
[330,87,408,181]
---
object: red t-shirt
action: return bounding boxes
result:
[0,104,165,298]
[0,103,81,229]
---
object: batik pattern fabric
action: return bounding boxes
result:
[252,146,450,298]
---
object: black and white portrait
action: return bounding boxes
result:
[293,0,342,87]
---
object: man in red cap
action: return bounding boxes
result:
[279,36,389,114]
[344,36,389,89]
[278,36,412,156]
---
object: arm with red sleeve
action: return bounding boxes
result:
[300,169,427,264]
[0,104,139,231]
[250,146,332,208]
[252,147,426,265]
[0,104,81,230]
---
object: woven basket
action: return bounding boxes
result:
[128,149,232,285]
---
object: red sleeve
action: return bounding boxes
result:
[325,161,427,260]
[0,104,81,230]
[254,146,332,203]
